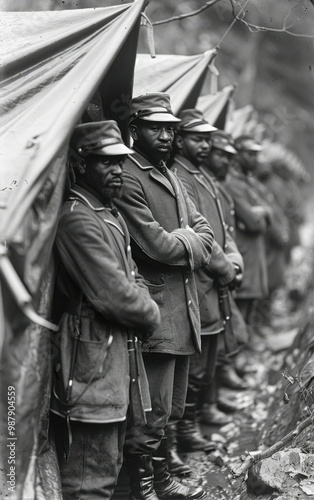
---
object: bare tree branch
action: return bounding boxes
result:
[229,0,314,38]
[232,414,314,477]
[151,0,221,26]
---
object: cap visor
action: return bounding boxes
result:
[212,144,236,154]
[92,144,134,156]
[140,112,181,123]
[249,144,262,152]
[184,124,217,133]
[223,144,237,154]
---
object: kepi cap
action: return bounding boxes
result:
[129,93,181,124]
[177,109,217,133]
[70,120,133,157]
[234,135,262,152]
[210,130,237,154]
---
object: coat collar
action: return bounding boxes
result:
[69,185,127,237]
[173,155,217,199]
[69,184,109,212]
[128,151,176,197]
[173,154,199,174]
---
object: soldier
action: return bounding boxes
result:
[115,93,214,500]
[250,160,290,330]
[50,121,160,500]
[224,135,272,326]
[171,111,244,447]
[204,130,250,351]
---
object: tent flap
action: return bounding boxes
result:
[0,0,145,243]
[133,50,216,114]
[0,3,146,498]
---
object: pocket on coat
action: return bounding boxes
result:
[145,277,165,307]
[74,338,111,384]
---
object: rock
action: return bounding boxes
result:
[247,449,314,498]
[266,328,299,353]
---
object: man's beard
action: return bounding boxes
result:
[134,140,172,166]
[101,185,123,202]
[149,149,172,165]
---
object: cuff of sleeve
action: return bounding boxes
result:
[218,266,237,287]
[172,228,211,271]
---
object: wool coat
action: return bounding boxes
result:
[171,155,243,334]
[115,151,214,355]
[50,185,160,424]
[250,173,290,292]
[224,169,269,299]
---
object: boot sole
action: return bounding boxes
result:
[157,492,207,500]
[168,467,192,476]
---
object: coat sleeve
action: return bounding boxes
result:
[174,170,236,281]
[116,170,213,270]
[56,204,160,333]
[225,230,244,271]
[224,178,268,233]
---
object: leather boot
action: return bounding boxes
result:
[217,364,249,390]
[153,456,206,499]
[217,393,238,413]
[125,454,159,500]
[164,425,191,476]
[200,403,233,426]
[177,403,216,453]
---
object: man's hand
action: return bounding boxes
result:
[226,265,243,291]
[136,301,160,341]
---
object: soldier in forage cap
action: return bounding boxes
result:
[223,134,272,326]
[171,111,244,455]
[50,120,160,500]
[203,130,250,352]
[115,94,214,500]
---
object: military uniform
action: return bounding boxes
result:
[115,93,213,500]
[170,114,244,439]
[115,149,214,453]
[50,122,160,500]
[224,167,269,322]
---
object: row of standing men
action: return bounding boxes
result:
[49,92,303,500]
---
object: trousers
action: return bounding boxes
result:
[51,413,126,499]
[124,353,190,456]
[188,334,219,389]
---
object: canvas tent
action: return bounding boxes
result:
[225,103,259,138]
[134,50,217,114]
[0,2,147,498]
[196,83,236,129]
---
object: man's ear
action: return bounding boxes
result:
[129,124,138,141]
[77,160,87,175]
[175,134,184,150]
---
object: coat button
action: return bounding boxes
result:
[230,209,235,216]
[185,278,189,284]
[229,227,234,232]
[188,300,192,306]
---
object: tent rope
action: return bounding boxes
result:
[141,12,156,58]
[0,245,58,333]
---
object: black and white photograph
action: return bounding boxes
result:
[1,1,314,499]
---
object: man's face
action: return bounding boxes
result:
[84,154,126,201]
[208,148,233,181]
[237,149,259,173]
[131,121,175,164]
[177,132,211,166]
